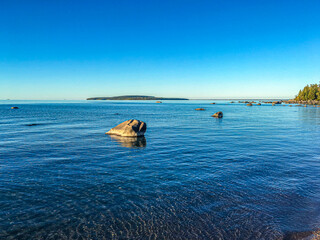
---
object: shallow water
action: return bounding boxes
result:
[0,100,320,239]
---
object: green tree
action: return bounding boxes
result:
[295,83,320,101]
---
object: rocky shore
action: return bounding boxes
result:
[282,99,320,105]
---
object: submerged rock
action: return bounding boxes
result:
[11,107,19,109]
[106,119,147,137]
[195,108,205,111]
[283,230,317,240]
[109,135,146,148]
[212,111,223,118]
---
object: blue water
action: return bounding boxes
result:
[0,100,320,239]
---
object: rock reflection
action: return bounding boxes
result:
[109,135,147,148]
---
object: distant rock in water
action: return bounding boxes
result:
[210,102,216,104]
[195,108,205,111]
[272,101,282,105]
[106,119,147,137]
[212,111,223,118]
[156,101,162,103]
[11,107,19,109]
[109,135,146,148]
[246,103,253,106]
[257,103,261,106]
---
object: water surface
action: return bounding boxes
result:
[0,100,320,239]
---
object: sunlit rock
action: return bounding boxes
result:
[212,111,223,118]
[106,119,147,137]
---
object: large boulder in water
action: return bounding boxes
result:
[212,111,223,118]
[106,119,147,137]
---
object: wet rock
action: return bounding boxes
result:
[106,119,147,137]
[212,111,223,118]
[11,107,19,109]
[210,102,216,104]
[156,101,162,103]
[272,101,282,105]
[195,108,205,111]
[246,103,253,106]
[257,103,261,106]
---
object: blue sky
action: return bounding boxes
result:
[1,0,319,99]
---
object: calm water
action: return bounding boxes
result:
[0,100,320,239]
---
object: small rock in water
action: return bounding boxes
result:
[195,108,205,111]
[11,107,19,109]
[210,102,216,104]
[156,101,162,103]
[272,101,282,105]
[246,103,253,106]
[257,103,261,106]
[212,111,223,118]
[106,119,147,137]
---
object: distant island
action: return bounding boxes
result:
[87,95,189,100]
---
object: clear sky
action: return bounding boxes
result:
[1,0,319,100]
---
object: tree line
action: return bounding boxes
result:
[295,83,320,101]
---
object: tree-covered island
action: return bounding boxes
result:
[87,95,189,100]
